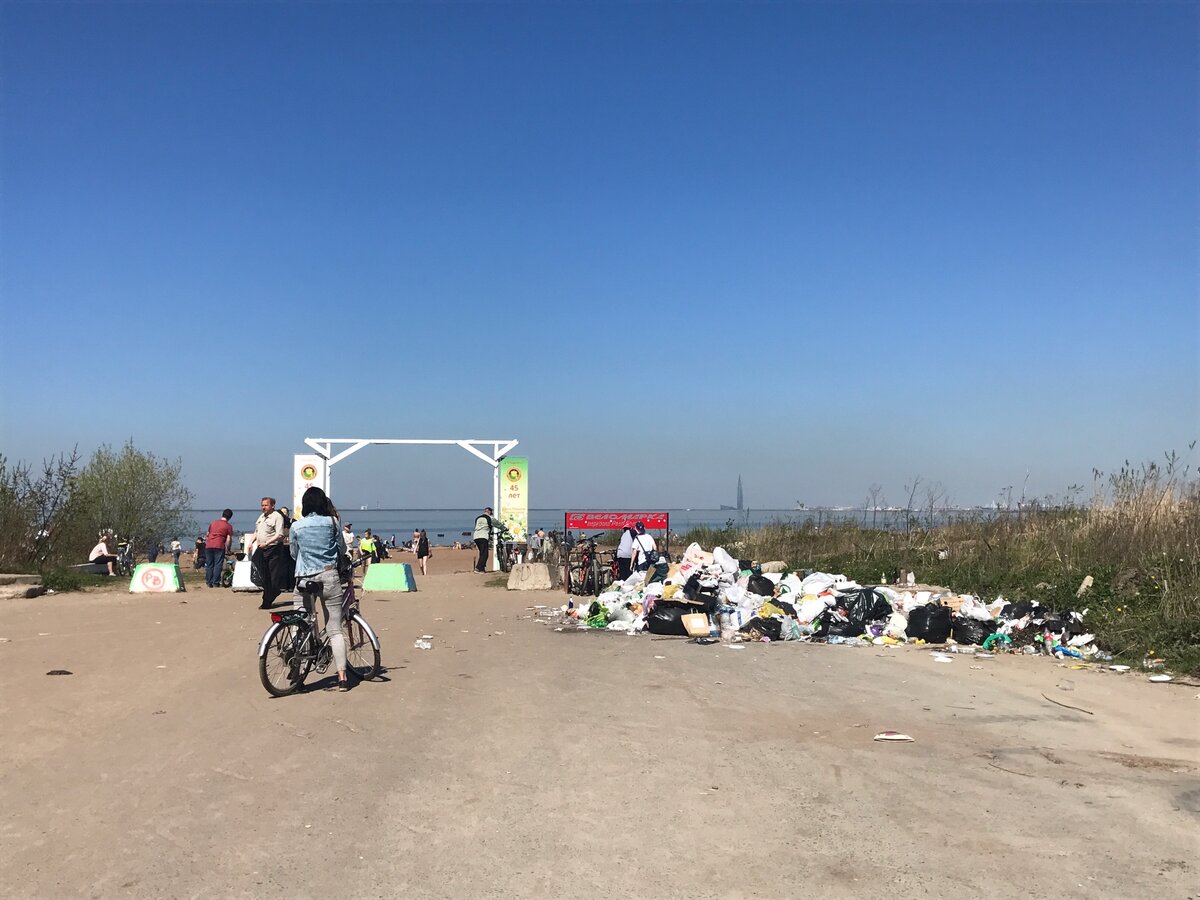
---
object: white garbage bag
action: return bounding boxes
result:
[712,546,738,575]
[958,595,993,621]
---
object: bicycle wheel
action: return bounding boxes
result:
[259,622,311,697]
[345,613,381,681]
[594,558,612,593]
[567,563,585,595]
[220,567,233,588]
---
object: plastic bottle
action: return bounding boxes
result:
[1042,631,1055,655]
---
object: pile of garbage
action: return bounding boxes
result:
[555,542,1107,660]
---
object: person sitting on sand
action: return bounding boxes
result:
[89,533,120,576]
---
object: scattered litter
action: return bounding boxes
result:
[156,665,167,669]
[1149,674,1173,683]
[413,639,432,650]
[931,653,953,663]
[45,669,72,676]
[873,731,914,742]
[654,655,666,659]
[969,665,984,670]
[1109,665,1131,672]
[153,710,166,715]
[1056,680,1075,692]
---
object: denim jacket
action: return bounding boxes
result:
[289,515,347,577]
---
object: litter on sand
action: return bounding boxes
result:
[873,731,914,743]
[546,540,1196,681]
[1149,674,1173,683]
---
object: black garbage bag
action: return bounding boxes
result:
[646,601,691,636]
[825,607,859,637]
[907,603,952,642]
[738,616,782,641]
[842,588,892,632]
[747,575,776,597]
[951,615,996,645]
[683,573,702,600]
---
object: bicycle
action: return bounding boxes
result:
[567,532,609,596]
[493,524,516,573]
[115,540,135,576]
[257,559,382,697]
[219,551,245,588]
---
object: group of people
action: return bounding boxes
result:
[616,521,660,580]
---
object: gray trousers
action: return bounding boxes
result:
[294,569,347,672]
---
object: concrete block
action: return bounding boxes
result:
[507,563,552,590]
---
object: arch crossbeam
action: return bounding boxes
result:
[300,439,520,566]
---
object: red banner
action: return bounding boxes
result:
[565,512,669,530]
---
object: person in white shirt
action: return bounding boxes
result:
[89,533,120,576]
[170,538,182,565]
[630,522,657,573]
[616,526,634,580]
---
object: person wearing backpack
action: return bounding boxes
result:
[630,522,658,574]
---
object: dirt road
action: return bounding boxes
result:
[1,559,1197,898]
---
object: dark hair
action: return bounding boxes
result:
[300,486,332,518]
[222,508,233,519]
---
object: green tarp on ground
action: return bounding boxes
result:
[361,562,416,592]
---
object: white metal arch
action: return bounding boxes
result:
[303,437,519,520]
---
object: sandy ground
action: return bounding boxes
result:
[1,553,1198,899]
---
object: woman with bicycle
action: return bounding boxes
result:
[289,486,351,692]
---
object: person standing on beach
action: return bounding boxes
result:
[416,528,430,576]
[359,529,378,570]
[170,537,182,566]
[630,521,658,575]
[528,528,545,562]
[251,497,288,609]
[616,526,635,581]
[473,506,496,573]
[204,510,234,587]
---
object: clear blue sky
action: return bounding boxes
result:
[1,1,1195,510]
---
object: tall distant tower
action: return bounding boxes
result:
[736,475,744,510]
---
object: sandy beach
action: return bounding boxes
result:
[1,563,1197,898]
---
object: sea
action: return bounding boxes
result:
[186,507,998,544]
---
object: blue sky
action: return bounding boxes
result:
[1,1,1195,510]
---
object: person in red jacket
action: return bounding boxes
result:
[205,509,234,587]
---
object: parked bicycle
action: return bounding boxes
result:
[114,539,135,576]
[219,551,246,588]
[493,523,517,573]
[257,558,381,697]
[567,532,613,596]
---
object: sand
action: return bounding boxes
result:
[0,564,1197,898]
